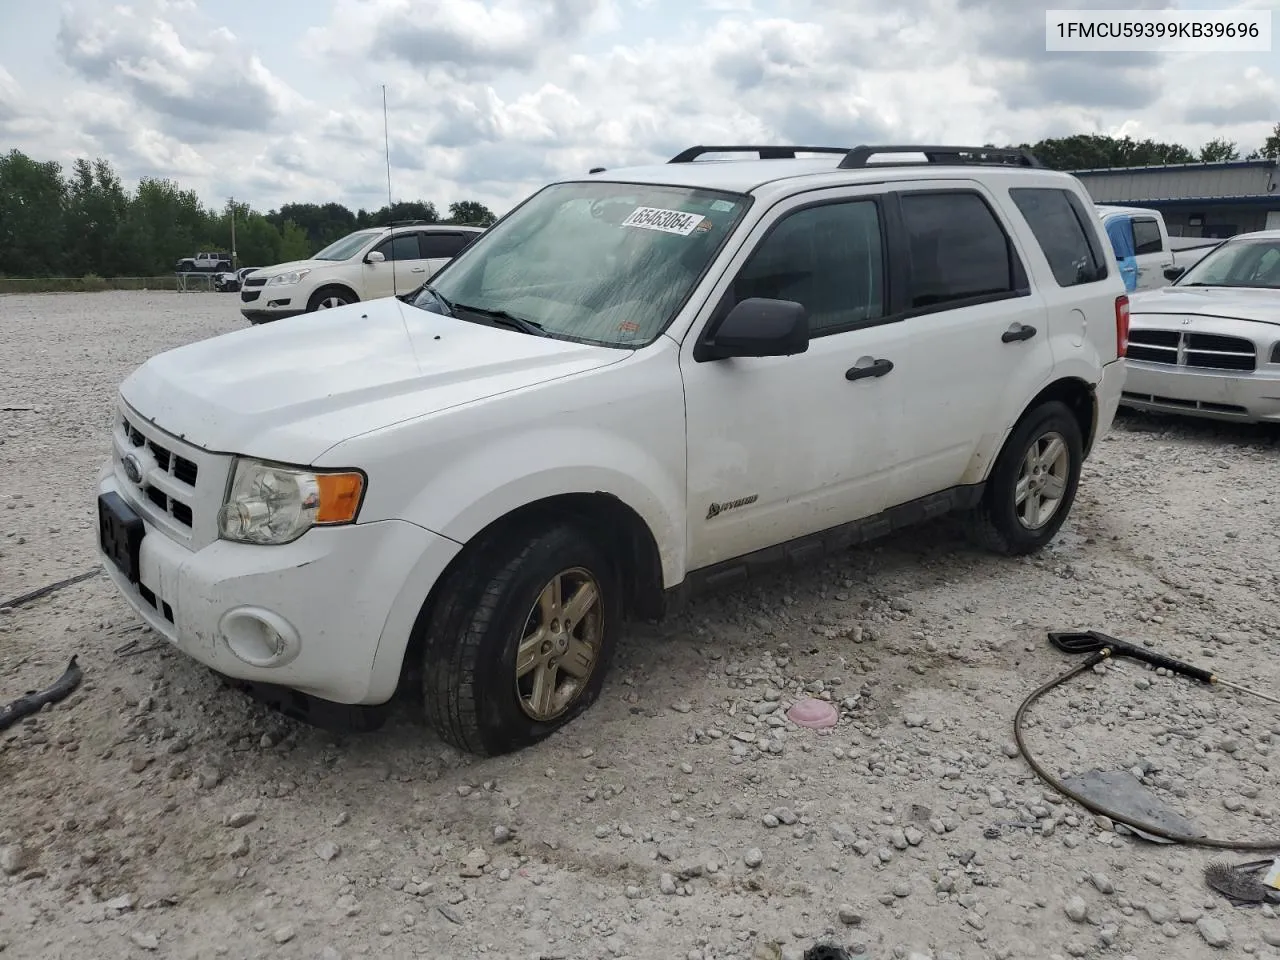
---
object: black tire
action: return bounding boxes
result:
[307,287,356,312]
[420,522,621,756]
[964,400,1083,556]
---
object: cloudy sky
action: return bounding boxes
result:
[0,0,1276,218]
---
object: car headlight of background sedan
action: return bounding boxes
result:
[265,270,310,286]
[217,458,366,545]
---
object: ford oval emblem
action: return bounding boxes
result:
[122,453,143,485]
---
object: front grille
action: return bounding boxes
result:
[243,276,267,288]
[241,290,261,303]
[1128,329,1256,372]
[120,413,198,529]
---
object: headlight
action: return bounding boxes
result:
[217,458,365,545]
[266,270,310,286]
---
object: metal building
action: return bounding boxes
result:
[1072,159,1280,238]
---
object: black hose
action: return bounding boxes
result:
[0,568,101,610]
[1015,651,1280,850]
[0,656,83,730]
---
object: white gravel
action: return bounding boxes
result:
[4,290,1280,959]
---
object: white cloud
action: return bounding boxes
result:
[0,0,1272,219]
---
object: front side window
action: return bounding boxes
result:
[899,191,1023,308]
[374,234,422,261]
[1132,217,1163,256]
[1178,239,1280,289]
[727,200,885,334]
[409,181,751,347]
[313,230,381,261]
[1009,187,1108,287]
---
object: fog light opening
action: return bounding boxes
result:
[218,607,300,667]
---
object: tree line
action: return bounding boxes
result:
[3,125,1279,278]
[0,150,498,279]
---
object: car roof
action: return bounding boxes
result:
[558,154,1083,203]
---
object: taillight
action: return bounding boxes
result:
[1115,295,1129,358]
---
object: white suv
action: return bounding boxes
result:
[239,223,484,324]
[96,144,1128,755]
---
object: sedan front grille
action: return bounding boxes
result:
[1128,329,1256,372]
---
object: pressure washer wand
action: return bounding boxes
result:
[1048,631,1280,707]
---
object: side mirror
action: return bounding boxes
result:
[365,250,386,264]
[696,297,809,361]
[1163,265,1186,282]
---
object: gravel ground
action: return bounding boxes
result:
[4,290,1280,960]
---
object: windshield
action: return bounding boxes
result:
[1177,238,1280,289]
[313,230,380,261]
[409,181,751,347]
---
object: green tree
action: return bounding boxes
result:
[1020,134,1195,170]
[278,220,312,261]
[0,150,69,276]
[1199,138,1240,163]
[447,200,497,226]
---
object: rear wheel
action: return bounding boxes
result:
[420,523,620,756]
[964,401,1083,555]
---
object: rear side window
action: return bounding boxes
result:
[1132,217,1163,256]
[1009,188,1109,286]
[899,191,1024,309]
[420,233,473,259]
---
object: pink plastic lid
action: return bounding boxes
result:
[786,698,838,729]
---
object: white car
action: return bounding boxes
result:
[1121,229,1280,423]
[239,223,484,324]
[96,143,1127,755]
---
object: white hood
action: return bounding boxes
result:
[1128,285,1280,327]
[120,298,626,464]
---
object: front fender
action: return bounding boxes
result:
[405,429,686,587]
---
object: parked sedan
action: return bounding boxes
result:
[1121,230,1280,423]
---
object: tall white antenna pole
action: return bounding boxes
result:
[382,84,393,210]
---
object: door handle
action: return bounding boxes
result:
[411,267,426,273]
[1001,323,1037,343]
[845,357,893,381]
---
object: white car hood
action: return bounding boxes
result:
[246,259,327,278]
[120,298,627,464]
[1129,286,1280,327]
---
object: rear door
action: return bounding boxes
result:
[420,231,477,278]
[878,182,1054,505]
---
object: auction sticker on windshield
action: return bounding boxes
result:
[622,207,706,236]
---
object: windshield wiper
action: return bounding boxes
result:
[452,302,548,337]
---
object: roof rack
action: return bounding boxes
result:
[837,145,1043,168]
[668,145,850,163]
[386,219,431,227]
[666,144,1044,168]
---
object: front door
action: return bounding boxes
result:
[1130,215,1166,289]
[364,233,422,300]
[680,189,908,571]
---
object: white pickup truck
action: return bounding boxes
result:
[1096,205,1220,292]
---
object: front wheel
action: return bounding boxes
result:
[420,523,620,756]
[307,287,355,311]
[964,400,1083,555]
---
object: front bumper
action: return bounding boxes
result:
[1120,361,1280,423]
[97,464,461,707]
[239,284,305,323]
